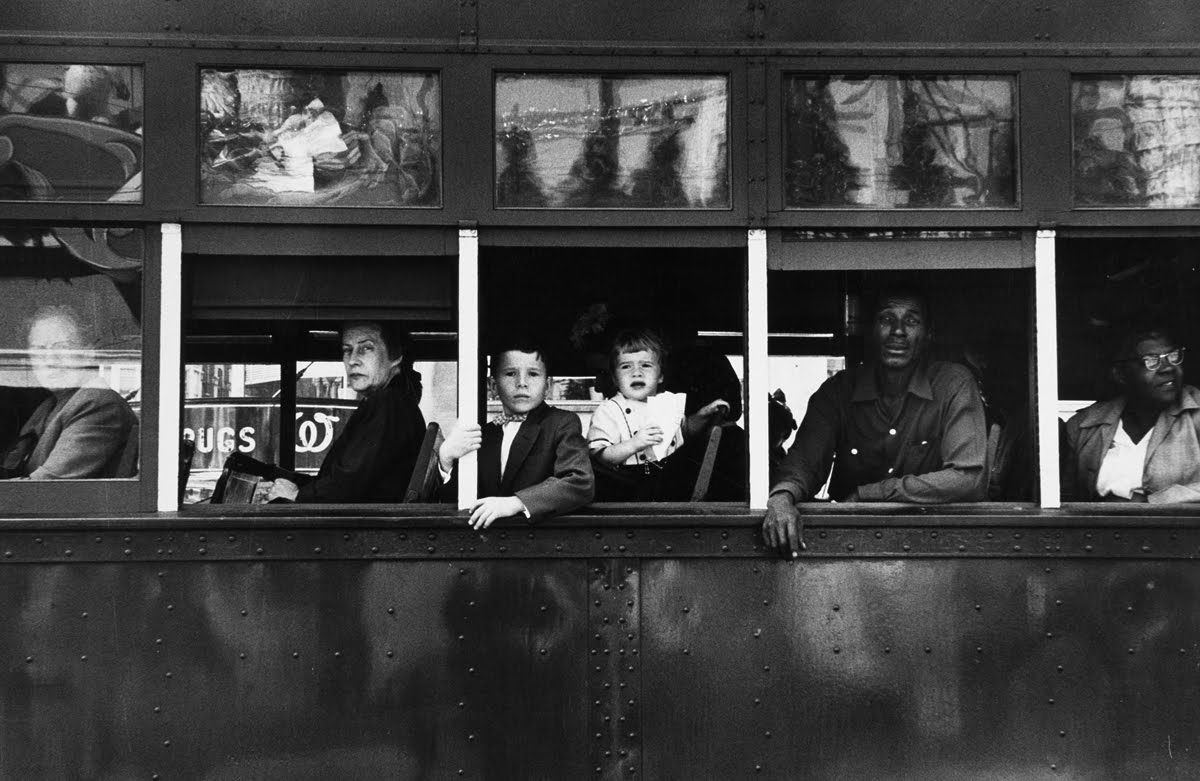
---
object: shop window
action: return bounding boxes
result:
[0,226,143,481]
[783,75,1017,209]
[1057,237,1200,504]
[767,244,1033,504]
[200,68,441,207]
[182,254,456,505]
[494,74,730,209]
[0,63,143,203]
[479,245,747,504]
[1073,75,1200,208]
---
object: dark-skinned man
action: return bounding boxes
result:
[763,285,988,557]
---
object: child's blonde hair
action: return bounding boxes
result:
[608,328,667,375]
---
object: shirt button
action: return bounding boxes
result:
[920,440,928,446]
[850,448,858,455]
[887,468,894,474]
[888,428,897,436]
[626,408,632,414]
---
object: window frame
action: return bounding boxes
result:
[0,221,160,514]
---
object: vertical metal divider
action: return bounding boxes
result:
[157,223,183,512]
[747,229,770,509]
[457,226,480,510]
[1035,229,1060,508]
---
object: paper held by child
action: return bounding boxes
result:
[646,392,686,461]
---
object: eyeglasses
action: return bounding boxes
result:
[1118,348,1186,372]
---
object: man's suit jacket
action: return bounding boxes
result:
[15,383,138,479]
[476,403,594,521]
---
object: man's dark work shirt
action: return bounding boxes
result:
[771,361,986,503]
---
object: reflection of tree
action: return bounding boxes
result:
[629,105,688,207]
[889,80,1018,207]
[495,120,548,207]
[785,79,859,206]
[561,78,627,207]
[1072,79,1147,206]
[889,82,954,206]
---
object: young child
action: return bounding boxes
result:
[587,328,729,499]
[438,342,594,528]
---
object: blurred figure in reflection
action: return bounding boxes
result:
[1062,324,1200,503]
[763,285,987,556]
[1,305,137,479]
[266,321,425,502]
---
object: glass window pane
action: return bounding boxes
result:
[783,75,1017,209]
[183,363,283,503]
[1057,238,1200,503]
[1,63,144,203]
[1073,76,1200,207]
[495,74,730,208]
[200,68,441,207]
[0,227,142,480]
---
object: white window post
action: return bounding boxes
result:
[1035,229,1060,508]
[748,229,769,509]
[457,226,480,510]
[157,223,183,511]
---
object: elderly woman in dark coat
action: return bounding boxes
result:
[267,321,426,502]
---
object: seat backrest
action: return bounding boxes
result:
[403,422,442,503]
[689,423,725,502]
[178,435,196,504]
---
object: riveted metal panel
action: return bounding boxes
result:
[1,522,1200,563]
[477,0,750,44]
[1,518,1200,777]
[639,557,1200,779]
[2,0,458,40]
[588,559,642,780]
[0,558,590,779]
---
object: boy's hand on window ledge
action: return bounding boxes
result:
[439,420,482,472]
[468,496,526,529]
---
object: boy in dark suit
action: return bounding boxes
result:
[439,342,594,529]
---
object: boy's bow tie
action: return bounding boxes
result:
[493,413,527,426]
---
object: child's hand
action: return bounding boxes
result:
[439,420,482,471]
[697,399,731,419]
[468,496,526,529]
[631,425,664,451]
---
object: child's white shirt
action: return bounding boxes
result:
[587,391,686,466]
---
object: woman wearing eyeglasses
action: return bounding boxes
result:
[1062,324,1200,503]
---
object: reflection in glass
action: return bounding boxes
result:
[1073,76,1200,207]
[0,228,142,479]
[0,63,143,203]
[784,75,1016,209]
[494,74,729,208]
[200,68,440,207]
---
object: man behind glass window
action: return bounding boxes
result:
[1,305,138,479]
[762,285,987,557]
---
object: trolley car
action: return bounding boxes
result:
[2,0,1200,777]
